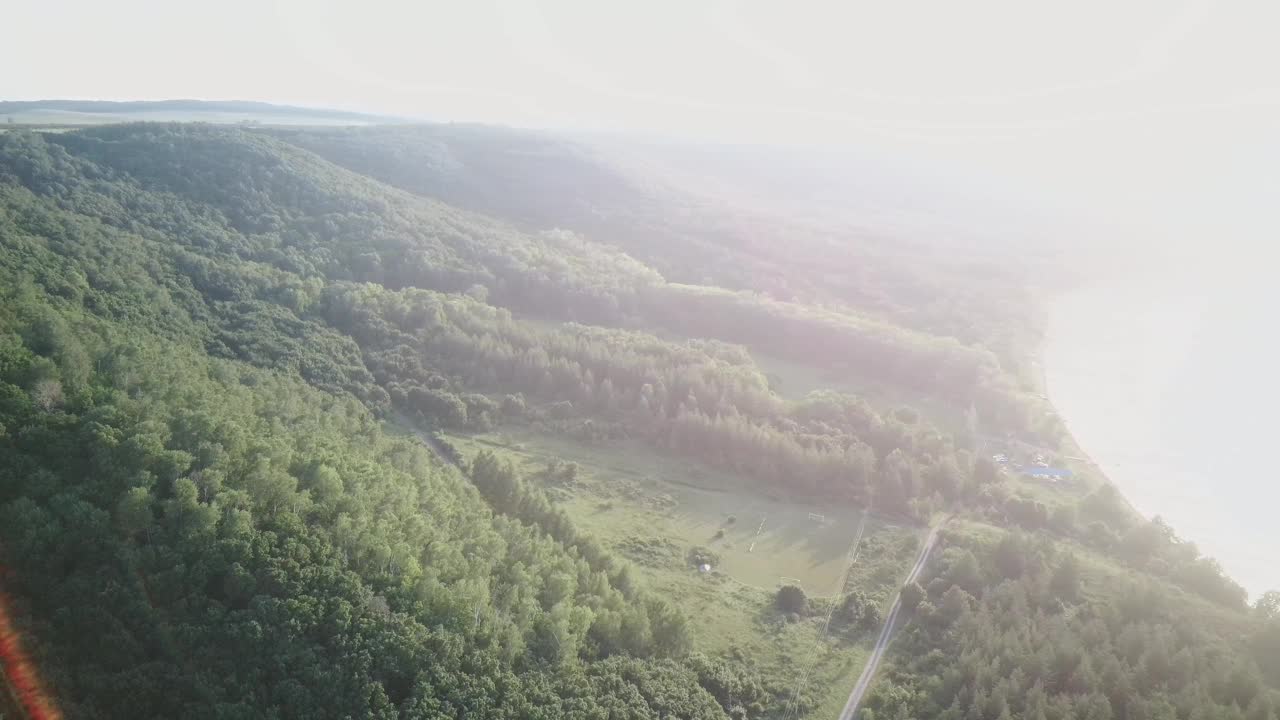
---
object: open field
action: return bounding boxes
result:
[629,319,970,435]
[752,351,969,434]
[447,427,911,592]
[443,425,922,715]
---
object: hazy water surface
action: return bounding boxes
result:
[1044,272,1279,598]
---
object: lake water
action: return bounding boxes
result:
[1044,270,1280,599]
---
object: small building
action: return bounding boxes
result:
[699,563,712,573]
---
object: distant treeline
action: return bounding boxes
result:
[0,99,386,121]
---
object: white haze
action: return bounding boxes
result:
[6,0,1278,247]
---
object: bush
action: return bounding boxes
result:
[840,591,883,630]
[501,393,526,417]
[777,584,807,614]
[900,582,925,612]
[687,546,719,568]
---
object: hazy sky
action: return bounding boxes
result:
[7,0,1279,248]
[6,0,1277,345]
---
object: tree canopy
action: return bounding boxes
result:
[0,123,1273,720]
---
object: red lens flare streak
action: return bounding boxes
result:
[0,564,62,720]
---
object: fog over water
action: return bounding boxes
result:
[1045,260,1279,598]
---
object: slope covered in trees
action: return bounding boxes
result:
[34,123,1036,428]
[269,125,1042,391]
[0,122,1274,719]
[864,526,1279,720]
[0,128,757,718]
[0,301,711,716]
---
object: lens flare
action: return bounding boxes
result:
[0,568,62,720]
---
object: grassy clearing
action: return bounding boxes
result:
[443,425,922,716]
[753,351,968,434]
[451,427,878,591]
[631,318,969,434]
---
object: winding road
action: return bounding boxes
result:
[836,520,945,720]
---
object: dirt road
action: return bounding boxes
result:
[836,521,945,720]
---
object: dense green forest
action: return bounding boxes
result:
[864,525,1280,720]
[0,124,1276,719]
[268,126,1041,387]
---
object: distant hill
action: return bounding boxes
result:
[269,124,1045,373]
[0,99,399,126]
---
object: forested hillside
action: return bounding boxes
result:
[865,525,1280,720]
[0,129,753,718]
[268,125,1040,376]
[0,123,1276,719]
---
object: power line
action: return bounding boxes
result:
[781,507,870,720]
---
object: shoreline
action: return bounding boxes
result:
[1037,280,1277,599]
[1032,334,1143,519]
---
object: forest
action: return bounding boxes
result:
[0,123,1276,719]
[864,526,1279,720]
[0,208,744,717]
